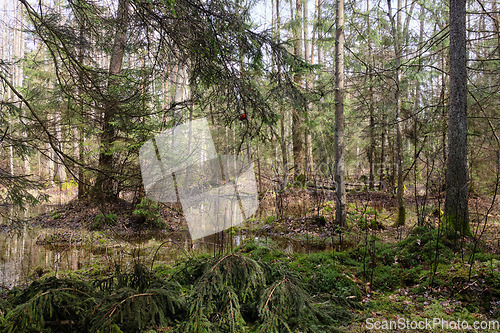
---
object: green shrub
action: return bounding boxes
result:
[132,198,165,229]
[183,254,265,332]
[1,277,96,333]
[263,215,277,224]
[91,213,118,231]
[91,282,184,333]
[1,266,185,333]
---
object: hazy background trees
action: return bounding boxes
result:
[0,0,499,234]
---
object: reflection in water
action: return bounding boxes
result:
[0,228,89,288]
[0,204,88,288]
[0,229,218,288]
[0,205,330,288]
[0,229,330,289]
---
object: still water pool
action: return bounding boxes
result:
[0,205,329,288]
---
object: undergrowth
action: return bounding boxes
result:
[1,228,498,332]
[0,243,360,332]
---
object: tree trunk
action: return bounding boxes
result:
[304,0,314,178]
[334,0,347,228]
[93,0,129,201]
[493,0,500,58]
[415,3,424,226]
[292,0,305,180]
[380,125,387,190]
[445,0,470,236]
[275,0,289,188]
[440,48,447,171]
[366,0,375,190]
[53,110,65,185]
[387,0,406,226]
[14,2,27,175]
[77,5,87,199]
[317,0,323,65]
[1,1,14,177]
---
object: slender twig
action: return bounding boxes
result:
[150,239,191,271]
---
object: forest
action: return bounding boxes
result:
[0,0,499,332]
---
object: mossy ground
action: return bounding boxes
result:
[2,226,499,332]
[7,190,499,332]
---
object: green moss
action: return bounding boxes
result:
[396,203,406,226]
[4,223,498,332]
[396,227,455,268]
[294,173,307,187]
[442,212,472,239]
[290,252,361,299]
[263,215,277,224]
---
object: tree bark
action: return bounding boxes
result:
[414,3,424,226]
[334,0,347,228]
[366,0,375,190]
[292,0,305,180]
[445,0,470,236]
[1,1,14,177]
[94,0,129,201]
[387,0,406,226]
[76,2,87,199]
[380,123,387,190]
[275,0,289,188]
[493,0,500,58]
[14,2,27,175]
[304,0,314,178]
[317,0,323,65]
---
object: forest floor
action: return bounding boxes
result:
[31,188,500,244]
[6,187,499,332]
